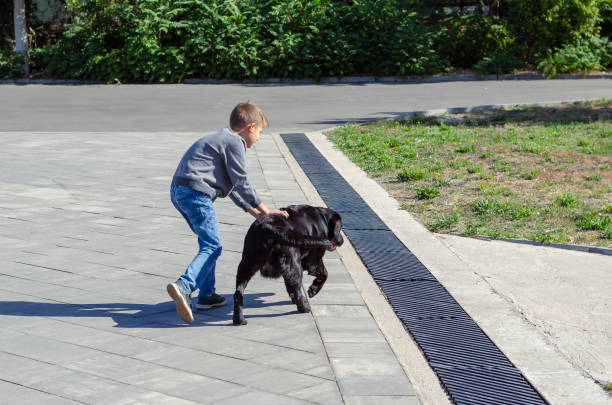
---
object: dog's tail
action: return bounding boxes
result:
[260,224,333,249]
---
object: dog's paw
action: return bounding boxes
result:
[307,286,319,298]
[297,303,311,313]
[233,317,248,326]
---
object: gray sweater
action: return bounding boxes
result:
[171,127,262,211]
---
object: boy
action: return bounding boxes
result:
[167,101,288,324]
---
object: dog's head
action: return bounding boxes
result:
[324,209,343,251]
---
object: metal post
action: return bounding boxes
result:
[13,0,30,75]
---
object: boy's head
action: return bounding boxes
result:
[230,101,269,148]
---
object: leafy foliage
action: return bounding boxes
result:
[32,0,448,82]
[504,0,605,55]
[474,53,525,75]
[4,0,612,81]
[437,13,515,68]
[537,35,612,76]
[0,48,25,78]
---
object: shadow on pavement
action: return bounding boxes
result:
[305,102,611,129]
[0,293,297,328]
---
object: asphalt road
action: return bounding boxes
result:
[2,79,611,132]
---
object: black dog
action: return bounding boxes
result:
[233,205,343,325]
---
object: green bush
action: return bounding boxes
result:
[12,0,612,81]
[33,0,448,82]
[0,48,25,79]
[34,0,263,82]
[344,0,449,76]
[437,13,514,68]
[505,0,605,57]
[537,35,612,76]
[474,53,525,75]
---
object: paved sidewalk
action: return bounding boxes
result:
[0,131,421,404]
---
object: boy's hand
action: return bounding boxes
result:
[248,204,289,219]
[269,209,289,219]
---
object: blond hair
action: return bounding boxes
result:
[229,101,269,131]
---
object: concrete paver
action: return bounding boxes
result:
[0,130,420,404]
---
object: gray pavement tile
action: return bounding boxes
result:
[46,312,151,330]
[121,368,250,402]
[316,318,387,343]
[0,378,51,401]
[143,346,271,382]
[183,334,305,361]
[29,370,159,404]
[249,348,331,376]
[109,392,200,405]
[218,390,312,405]
[324,342,395,358]
[0,332,100,366]
[335,375,416,396]
[65,352,156,379]
[309,288,367,306]
[2,389,83,405]
[311,304,374,319]
[343,396,421,405]
[231,367,328,396]
[300,363,336,380]
[285,379,344,405]
[0,351,76,386]
[331,357,410,378]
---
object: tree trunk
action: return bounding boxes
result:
[13,0,29,75]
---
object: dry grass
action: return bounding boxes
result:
[327,99,612,247]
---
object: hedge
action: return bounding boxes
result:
[2,0,611,82]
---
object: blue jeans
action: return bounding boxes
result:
[170,186,222,298]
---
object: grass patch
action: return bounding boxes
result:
[556,193,577,207]
[521,168,541,180]
[431,212,460,231]
[327,99,612,248]
[575,211,612,230]
[415,186,440,200]
[397,166,427,182]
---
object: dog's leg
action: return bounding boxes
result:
[307,264,328,298]
[233,260,258,326]
[283,258,310,313]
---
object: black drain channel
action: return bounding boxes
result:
[281,133,548,405]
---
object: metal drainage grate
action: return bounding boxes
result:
[281,133,548,405]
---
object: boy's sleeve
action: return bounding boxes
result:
[225,140,262,210]
[228,190,250,212]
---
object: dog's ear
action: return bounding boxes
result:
[328,212,342,242]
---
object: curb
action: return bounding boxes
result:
[0,78,103,85]
[449,233,612,256]
[394,98,611,121]
[2,72,611,85]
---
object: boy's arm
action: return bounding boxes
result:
[225,140,262,210]
[248,203,289,219]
